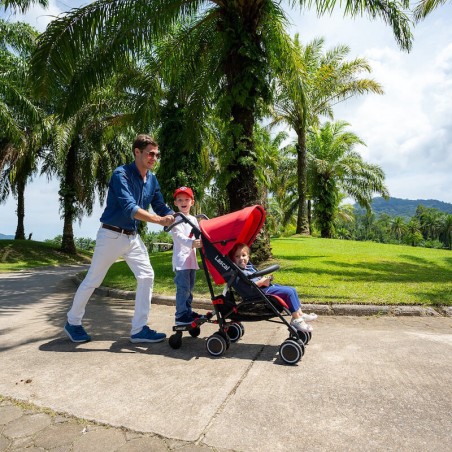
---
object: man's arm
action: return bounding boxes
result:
[134,208,174,227]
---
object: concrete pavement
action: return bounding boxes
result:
[0,265,451,451]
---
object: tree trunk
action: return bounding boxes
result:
[225,104,272,262]
[296,130,310,235]
[220,7,272,261]
[14,178,26,240]
[60,142,78,254]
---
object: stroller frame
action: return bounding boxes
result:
[166,206,311,365]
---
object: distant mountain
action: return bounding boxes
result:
[354,197,452,219]
[0,233,14,240]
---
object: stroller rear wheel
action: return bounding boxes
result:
[279,339,304,365]
[206,332,228,357]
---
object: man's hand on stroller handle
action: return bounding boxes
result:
[158,215,175,227]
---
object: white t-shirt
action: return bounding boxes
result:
[170,214,200,271]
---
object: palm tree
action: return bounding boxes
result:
[0,19,46,239]
[406,217,423,247]
[271,35,384,235]
[30,0,413,215]
[390,216,407,242]
[1,0,48,13]
[307,120,389,238]
[440,214,452,250]
[413,0,450,19]
[415,205,443,241]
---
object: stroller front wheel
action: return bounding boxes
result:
[226,322,243,342]
[279,339,304,365]
[206,333,228,357]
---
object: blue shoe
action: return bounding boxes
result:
[130,326,166,343]
[64,322,91,343]
[175,313,194,326]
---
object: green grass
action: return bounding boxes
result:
[1,237,451,306]
[102,237,452,307]
[0,240,91,271]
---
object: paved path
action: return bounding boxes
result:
[0,266,451,451]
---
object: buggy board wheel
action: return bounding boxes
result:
[296,330,309,345]
[169,333,183,349]
[206,333,227,357]
[189,326,201,338]
[226,323,242,342]
[279,339,303,365]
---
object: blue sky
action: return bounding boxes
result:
[1,1,451,240]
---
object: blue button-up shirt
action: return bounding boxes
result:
[100,162,174,231]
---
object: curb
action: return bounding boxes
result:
[71,275,451,317]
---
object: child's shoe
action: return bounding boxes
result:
[175,313,194,325]
[190,311,205,321]
[301,313,318,322]
[290,318,313,333]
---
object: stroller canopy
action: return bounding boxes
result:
[200,205,266,284]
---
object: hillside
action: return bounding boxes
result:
[354,197,452,218]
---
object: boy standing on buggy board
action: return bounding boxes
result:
[170,187,203,325]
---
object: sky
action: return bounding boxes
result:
[1,1,451,240]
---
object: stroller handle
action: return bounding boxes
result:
[164,212,186,232]
[249,264,280,279]
[164,212,209,233]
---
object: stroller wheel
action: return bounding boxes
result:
[169,333,183,349]
[189,326,201,338]
[279,339,304,365]
[206,333,228,357]
[226,322,243,343]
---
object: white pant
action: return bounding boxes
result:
[67,227,154,335]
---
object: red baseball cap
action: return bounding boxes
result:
[173,186,194,199]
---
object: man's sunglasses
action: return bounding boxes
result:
[142,150,160,159]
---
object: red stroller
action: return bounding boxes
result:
[166,205,311,365]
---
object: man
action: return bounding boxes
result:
[64,134,175,344]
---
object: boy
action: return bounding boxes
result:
[171,186,203,325]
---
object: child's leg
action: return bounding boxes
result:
[265,285,312,332]
[186,269,196,315]
[265,284,301,312]
[174,270,193,320]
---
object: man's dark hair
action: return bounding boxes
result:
[132,134,158,152]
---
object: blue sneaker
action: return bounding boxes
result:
[64,322,91,343]
[175,313,194,326]
[130,326,166,343]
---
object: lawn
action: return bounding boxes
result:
[101,237,452,306]
[0,240,91,270]
[1,237,450,306]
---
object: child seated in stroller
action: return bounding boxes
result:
[230,243,317,333]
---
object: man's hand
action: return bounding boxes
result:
[159,215,175,227]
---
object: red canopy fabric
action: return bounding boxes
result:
[200,205,266,284]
